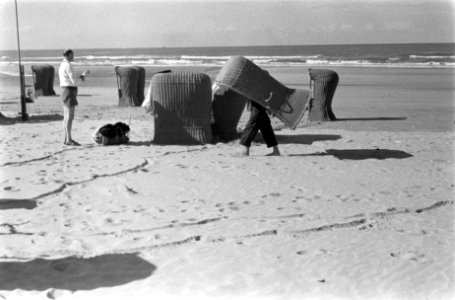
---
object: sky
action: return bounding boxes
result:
[0,0,454,51]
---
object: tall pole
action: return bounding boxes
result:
[14,0,28,121]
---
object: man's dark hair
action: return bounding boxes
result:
[63,49,73,57]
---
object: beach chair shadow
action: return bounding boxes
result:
[290,149,413,160]
[0,254,156,291]
[126,141,154,146]
[0,114,63,125]
[335,117,407,121]
[0,199,37,210]
[153,102,210,145]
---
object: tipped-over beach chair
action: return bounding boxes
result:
[214,56,311,129]
[308,68,339,122]
[149,72,213,145]
[115,66,146,107]
[31,65,56,96]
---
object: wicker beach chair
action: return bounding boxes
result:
[214,56,311,129]
[31,65,56,96]
[308,69,339,122]
[134,66,146,104]
[150,72,213,145]
[115,66,146,107]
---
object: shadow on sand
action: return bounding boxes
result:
[0,254,156,291]
[0,114,63,125]
[289,149,413,160]
[126,140,154,147]
[335,117,407,121]
[127,134,342,146]
[276,134,342,145]
[254,134,342,145]
[0,101,21,105]
[0,199,37,210]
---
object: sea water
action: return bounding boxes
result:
[1,43,454,76]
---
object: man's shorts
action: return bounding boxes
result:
[61,86,78,107]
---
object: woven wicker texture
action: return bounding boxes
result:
[31,65,56,96]
[151,72,213,145]
[115,66,145,107]
[215,56,292,111]
[212,90,247,141]
[215,56,310,129]
[308,69,339,121]
[134,66,146,103]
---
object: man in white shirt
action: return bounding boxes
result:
[59,49,88,146]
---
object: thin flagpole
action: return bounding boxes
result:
[14,0,28,121]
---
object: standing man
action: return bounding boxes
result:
[239,100,281,156]
[59,49,88,146]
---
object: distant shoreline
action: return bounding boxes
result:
[1,42,454,53]
[1,43,454,69]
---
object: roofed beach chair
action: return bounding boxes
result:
[31,65,56,96]
[149,72,213,145]
[308,68,339,122]
[214,56,311,129]
[115,66,146,107]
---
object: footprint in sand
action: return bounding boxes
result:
[296,250,308,255]
[227,201,241,211]
[133,206,146,213]
[261,192,282,199]
[2,186,20,192]
[316,248,335,256]
[124,185,138,194]
[390,251,430,263]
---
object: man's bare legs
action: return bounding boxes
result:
[63,106,69,143]
[63,106,78,145]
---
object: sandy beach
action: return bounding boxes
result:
[0,64,454,299]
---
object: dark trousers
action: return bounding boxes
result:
[240,101,278,148]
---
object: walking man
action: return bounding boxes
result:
[239,101,281,156]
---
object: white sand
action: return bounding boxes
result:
[0,66,454,299]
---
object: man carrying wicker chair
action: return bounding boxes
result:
[214,55,313,156]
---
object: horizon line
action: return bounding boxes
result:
[1,42,454,52]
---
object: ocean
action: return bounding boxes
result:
[1,43,454,74]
